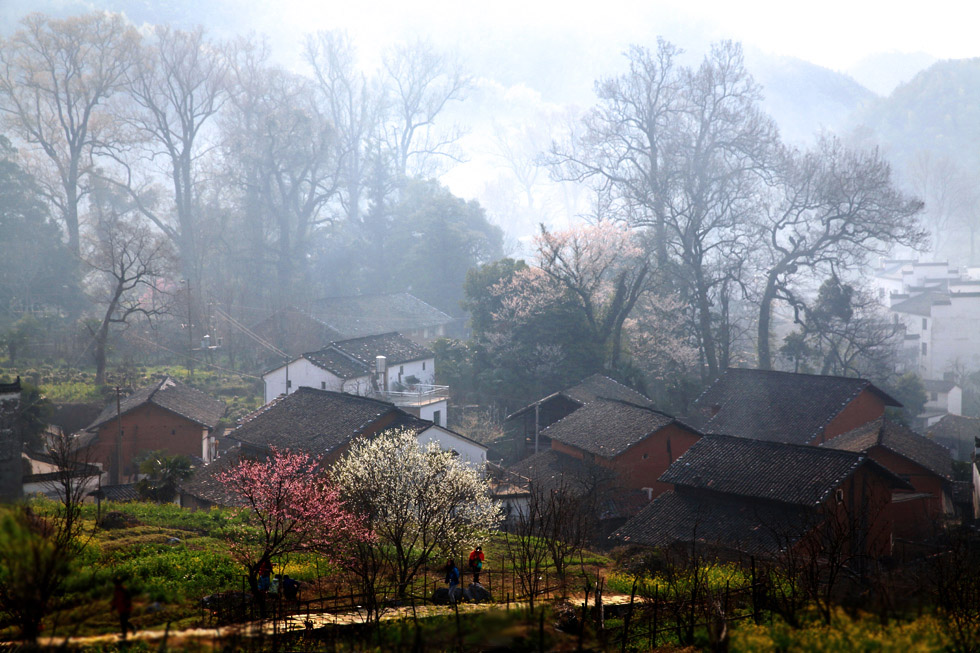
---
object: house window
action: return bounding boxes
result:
[286,379,292,389]
[835,488,844,504]
[433,410,442,426]
[321,381,326,390]
[399,365,404,374]
[642,452,649,460]
[422,362,426,371]
[922,318,928,330]
[878,287,885,299]
[922,342,928,356]
[931,392,939,401]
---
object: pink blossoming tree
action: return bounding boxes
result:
[217,448,369,603]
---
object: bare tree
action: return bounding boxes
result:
[102,25,227,285]
[0,12,137,255]
[83,212,174,385]
[535,221,650,370]
[305,30,380,223]
[225,43,341,305]
[551,41,779,380]
[755,139,925,369]
[380,38,469,179]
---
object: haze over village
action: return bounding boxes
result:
[2,1,980,650]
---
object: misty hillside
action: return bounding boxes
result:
[853,58,980,172]
[746,52,877,145]
[847,51,937,97]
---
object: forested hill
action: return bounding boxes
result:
[852,58,980,173]
[747,52,877,146]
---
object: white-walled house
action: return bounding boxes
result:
[262,332,448,427]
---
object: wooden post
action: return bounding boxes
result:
[621,576,638,653]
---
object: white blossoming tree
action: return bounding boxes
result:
[333,429,501,605]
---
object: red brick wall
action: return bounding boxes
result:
[820,389,888,444]
[794,466,895,559]
[551,424,701,498]
[89,404,207,481]
[866,446,946,517]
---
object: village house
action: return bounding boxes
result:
[77,376,226,485]
[180,386,486,509]
[503,398,702,531]
[244,292,456,361]
[261,332,447,426]
[928,413,980,462]
[685,368,901,446]
[874,259,980,392]
[505,373,654,457]
[822,417,953,539]
[612,434,909,558]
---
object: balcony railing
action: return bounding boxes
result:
[382,384,450,407]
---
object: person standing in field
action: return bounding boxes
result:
[468,545,484,584]
[112,577,133,639]
[445,559,460,603]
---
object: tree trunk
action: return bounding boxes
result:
[757,276,779,370]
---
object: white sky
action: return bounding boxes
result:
[255,0,977,72]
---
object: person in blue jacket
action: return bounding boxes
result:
[445,558,460,603]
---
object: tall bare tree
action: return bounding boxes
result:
[305,30,380,224]
[552,41,779,380]
[380,38,469,179]
[755,139,925,369]
[0,12,137,255]
[83,211,173,385]
[103,26,227,285]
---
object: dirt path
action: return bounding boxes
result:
[36,593,639,647]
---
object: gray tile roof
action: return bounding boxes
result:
[230,387,398,454]
[332,332,432,366]
[507,373,652,420]
[508,448,619,497]
[87,377,226,431]
[310,293,453,338]
[923,379,957,393]
[685,368,900,445]
[300,332,433,380]
[823,417,953,479]
[661,434,905,507]
[540,398,694,458]
[179,449,247,507]
[611,489,815,555]
[890,290,950,317]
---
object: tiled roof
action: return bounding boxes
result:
[0,376,21,394]
[507,373,651,420]
[685,368,900,445]
[824,418,953,479]
[923,379,957,393]
[508,448,619,498]
[87,377,226,431]
[929,414,980,444]
[304,349,369,379]
[661,434,901,507]
[890,291,950,317]
[95,484,141,503]
[310,293,453,338]
[298,332,433,380]
[331,332,432,366]
[179,449,247,508]
[611,489,815,555]
[540,398,692,458]
[230,387,398,454]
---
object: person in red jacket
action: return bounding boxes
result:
[468,545,485,584]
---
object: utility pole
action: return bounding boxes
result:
[113,386,122,485]
[183,279,194,379]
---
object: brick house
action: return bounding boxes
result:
[180,386,486,509]
[79,376,226,484]
[505,398,702,530]
[685,368,901,446]
[613,435,909,558]
[505,374,654,456]
[823,417,953,539]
